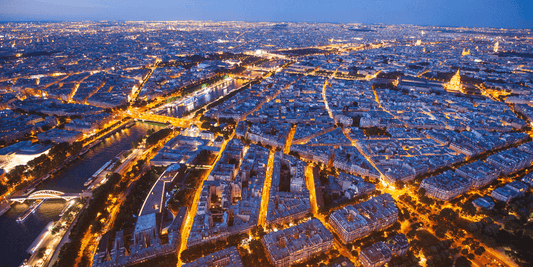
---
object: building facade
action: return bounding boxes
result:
[329,194,398,244]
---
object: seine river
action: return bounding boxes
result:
[0,122,162,267]
[163,79,243,118]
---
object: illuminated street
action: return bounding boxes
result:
[0,16,532,267]
[305,164,357,263]
[258,150,274,227]
[177,135,232,266]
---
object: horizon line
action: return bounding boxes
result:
[0,19,531,31]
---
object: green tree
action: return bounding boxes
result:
[462,202,477,216]
[36,247,47,259]
[418,187,426,197]
[435,226,447,238]
[455,256,472,267]
[6,165,26,185]
[201,121,211,130]
[395,180,405,189]
[439,208,458,223]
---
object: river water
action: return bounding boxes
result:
[162,79,244,118]
[0,122,163,267]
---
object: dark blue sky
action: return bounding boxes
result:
[1,0,532,29]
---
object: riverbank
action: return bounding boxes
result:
[0,122,163,267]
[24,199,84,267]
[0,120,134,207]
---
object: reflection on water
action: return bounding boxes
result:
[0,122,163,266]
[0,200,65,266]
[164,79,244,118]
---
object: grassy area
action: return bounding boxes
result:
[169,169,208,209]
[111,167,166,233]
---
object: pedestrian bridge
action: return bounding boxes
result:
[8,190,92,203]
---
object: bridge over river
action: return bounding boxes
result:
[7,190,92,203]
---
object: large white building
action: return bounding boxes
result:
[0,141,51,173]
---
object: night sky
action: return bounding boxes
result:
[1,0,532,29]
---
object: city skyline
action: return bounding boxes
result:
[0,8,532,267]
[0,0,532,29]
